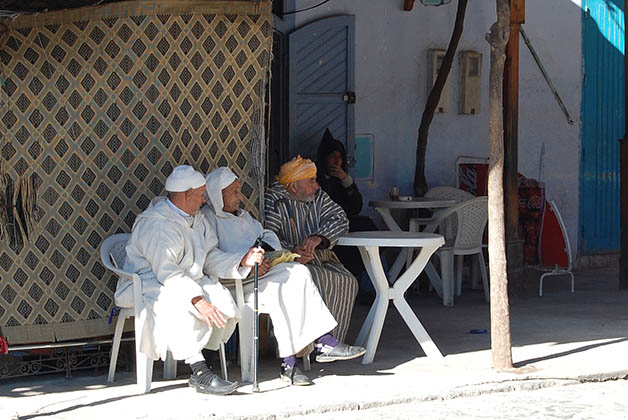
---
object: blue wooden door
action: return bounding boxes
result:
[580,0,624,253]
[288,15,355,165]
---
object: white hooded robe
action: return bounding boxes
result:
[202,168,337,357]
[114,197,239,361]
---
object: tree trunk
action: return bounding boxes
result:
[485,0,513,370]
[413,0,468,197]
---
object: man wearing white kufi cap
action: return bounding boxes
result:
[115,165,239,395]
[202,167,365,386]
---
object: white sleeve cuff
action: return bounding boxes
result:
[238,265,252,278]
[341,175,354,188]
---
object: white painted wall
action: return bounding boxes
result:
[294,0,582,250]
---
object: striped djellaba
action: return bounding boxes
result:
[264,182,358,342]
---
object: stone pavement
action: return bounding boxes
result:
[1,266,627,420]
[306,379,628,419]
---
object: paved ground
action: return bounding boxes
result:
[1,266,627,420]
[306,379,628,420]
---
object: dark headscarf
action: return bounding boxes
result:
[315,128,347,180]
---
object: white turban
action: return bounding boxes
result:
[205,167,238,217]
[165,165,206,192]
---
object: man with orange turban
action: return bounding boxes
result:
[264,156,359,343]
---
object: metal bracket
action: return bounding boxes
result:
[520,27,574,125]
[343,92,356,104]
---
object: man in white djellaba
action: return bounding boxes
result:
[201,167,365,386]
[114,165,239,395]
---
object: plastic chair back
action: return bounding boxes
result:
[425,186,474,202]
[425,187,475,239]
[425,196,488,254]
[100,233,132,275]
[453,196,488,254]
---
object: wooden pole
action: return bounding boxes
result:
[503,0,525,275]
[620,0,628,289]
[486,0,513,370]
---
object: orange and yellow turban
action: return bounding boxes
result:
[276,156,317,187]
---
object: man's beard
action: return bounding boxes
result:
[293,191,315,202]
[300,195,315,202]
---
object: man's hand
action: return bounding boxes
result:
[293,245,315,264]
[301,236,322,254]
[240,246,265,267]
[257,258,271,277]
[327,165,348,181]
[192,298,226,328]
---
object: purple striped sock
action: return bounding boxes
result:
[316,333,340,348]
[283,355,297,368]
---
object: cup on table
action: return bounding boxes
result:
[389,186,400,200]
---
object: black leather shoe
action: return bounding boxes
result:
[279,363,313,386]
[189,370,239,395]
[315,342,366,363]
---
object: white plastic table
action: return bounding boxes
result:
[370,197,456,215]
[370,198,456,297]
[337,231,445,363]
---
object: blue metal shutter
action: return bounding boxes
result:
[580,0,624,253]
[288,15,355,165]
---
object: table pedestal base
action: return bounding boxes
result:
[355,245,444,364]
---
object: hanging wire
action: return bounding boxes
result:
[0,10,26,18]
[262,52,272,221]
[420,0,452,6]
[249,106,265,219]
[248,22,273,220]
[283,0,331,16]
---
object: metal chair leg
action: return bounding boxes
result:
[219,342,228,381]
[108,312,127,383]
[163,351,177,380]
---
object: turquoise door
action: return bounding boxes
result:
[580,0,624,253]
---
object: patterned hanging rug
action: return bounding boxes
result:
[0,0,272,345]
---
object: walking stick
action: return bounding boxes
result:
[252,237,262,392]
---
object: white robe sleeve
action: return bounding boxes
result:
[244,212,281,250]
[140,227,205,303]
[202,215,251,279]
[204,246,251,279]
[261,228,281,250]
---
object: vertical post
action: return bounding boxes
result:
[503,0,525,277]
[487,0,513,371]
[620,0,628,289]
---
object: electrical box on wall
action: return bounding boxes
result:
[427,49,450,113]
[459,51,482,114]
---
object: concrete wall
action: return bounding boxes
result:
[292,0,582,250]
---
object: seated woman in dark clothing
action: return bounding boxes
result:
[316,128,377,300]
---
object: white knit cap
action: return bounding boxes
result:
[165,165,206,192]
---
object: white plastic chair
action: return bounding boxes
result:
[537,200,574,296]
[101,233,228,393]
[232,278,310,384]
[410,186,475,238]
[415,197,489,305]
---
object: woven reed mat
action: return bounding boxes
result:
[0,0,272,344]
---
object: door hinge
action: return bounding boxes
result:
[343,92,356,104]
